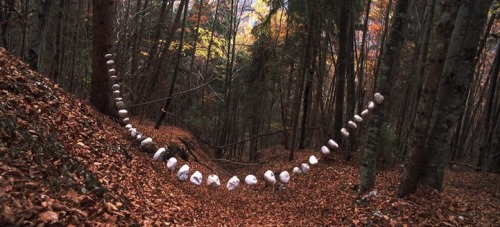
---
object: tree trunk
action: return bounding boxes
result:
[27,0,51,71]
[407,0,492,193]
[360,0,411,192]
[155,0,190,129]
[90,0,114,116]
[398,0,461,197]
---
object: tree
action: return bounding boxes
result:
[419,0,493,190]
[27,0,51,71]
[360,0,411,192]
[91,0,115,115]
[398,0,462,197]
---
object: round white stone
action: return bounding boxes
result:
[167,157,177,171]
[207,174,220,187]
[177,164,190,181]
[301,163,310,173]
[118,109,127,117]
[264,170,276,185]
[348,121,357,129]
[361,109,369,117]
[190,171,203,186]
[112,84,120,90]
[368,101,375,110]
[374,93,384,104]
[354,115,363,122]
[153,147,166,160]
[327,139,338,149]
[341,128,350,137]
[292,167,302,174]
[140,137,153,147]
[244,175,258,185]
[226,176,240,191]
[279,171,290,183]
[309,155,318,165]
[321,145,331,155]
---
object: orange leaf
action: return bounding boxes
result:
[39,210,58,223]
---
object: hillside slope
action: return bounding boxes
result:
[0,47,200,225]
[1,47,499,226]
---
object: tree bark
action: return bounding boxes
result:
[414,0,491,192]
[360,0,411,192]
[398,0,461,197]
[90,0,114,115]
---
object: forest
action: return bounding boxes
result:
[1,0,500,225]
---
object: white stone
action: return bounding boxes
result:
[106,60,114,66]
[190,171,203,186]
[292,167,302,175]
[348,121,357,129]
[361,109,369,117]
[374,93,384,104]
[123,118,129,123]
[140,137,153,147]
[108,69,116,75]
[110,75,117,80]
[279,171,290,183]
[341,128,349,137]
[116,101,124,108]
[125,124,132,129]
[153,147,166,160]
[264,170,276,185]
[368,101,375,110]
[113,90,120,97]
[104,53,113,59]
[136,134,144,142]
[354,115,363,123]
[130,128,137,137]
[177,164,189,181]
[309,155,319,165]
[321,145,331,155]
[327,139,338,149]
[112,84,120,91]
[167,157,177,171]
[207,174,220,187]
[244,175,258,185]
[118,109,127,117]
[226,176,240,191]
[115,97,122,101]
[301,163,310,173]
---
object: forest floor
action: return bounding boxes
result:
[1,47,500,226]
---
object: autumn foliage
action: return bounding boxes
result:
[1,47,499,226]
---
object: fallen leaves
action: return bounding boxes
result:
[39,211,58,223]
[1,47,499,226]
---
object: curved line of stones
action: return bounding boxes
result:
[104,53,385,191]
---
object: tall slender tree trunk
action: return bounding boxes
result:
[478,39,500,168]
[155,0,190,129]
[91,0,114,116]
[333,0,350,141]
[360,0,411,192]
[27,0,51,71]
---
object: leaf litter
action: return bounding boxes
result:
[0,47,499,226]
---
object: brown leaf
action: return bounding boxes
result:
[65,189,81,204]
[39,210,58,223]
[104,202,118,212]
